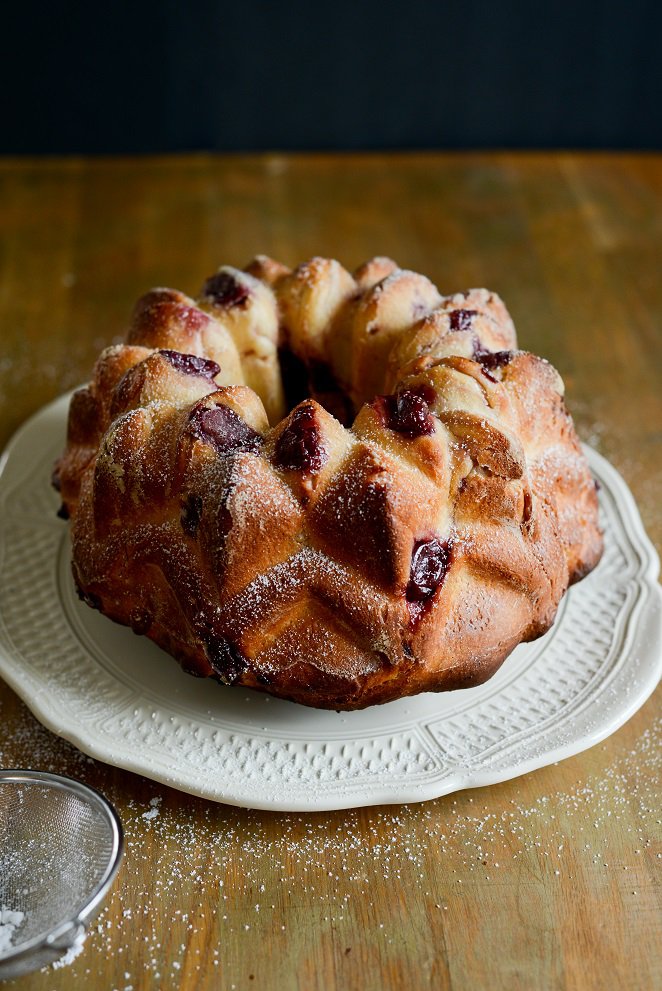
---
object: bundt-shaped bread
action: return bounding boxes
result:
[53,256,603,710]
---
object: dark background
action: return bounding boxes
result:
[2,0,661,155]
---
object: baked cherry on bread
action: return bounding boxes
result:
[53,257,602,709]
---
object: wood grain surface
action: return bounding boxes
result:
[0,153,660,991]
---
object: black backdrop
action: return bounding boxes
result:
[2,0,661,154]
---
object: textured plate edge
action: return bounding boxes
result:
[0,399,660,811]
[585,444,660,583]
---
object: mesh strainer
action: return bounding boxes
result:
[0,770,123,980]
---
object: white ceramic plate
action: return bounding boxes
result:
[0,394,660,811]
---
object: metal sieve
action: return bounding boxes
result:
[0,770,123,980]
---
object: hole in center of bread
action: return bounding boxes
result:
[277,345,355,425]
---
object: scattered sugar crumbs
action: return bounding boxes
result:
[0,907,25,955]
[0,700,659,986]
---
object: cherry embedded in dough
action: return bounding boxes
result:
[449,309,477,332]
[202,271,251,309]
[380,388,436,438]
[274,404,328,473]
[159,349,221,380]
[188,404,262,454]
[205,638,247,684]
[406,537,451,602]
[473,349,514,375]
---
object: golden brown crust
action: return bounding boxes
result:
[54,256,603,709]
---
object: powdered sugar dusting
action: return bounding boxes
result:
[0,907,25,955]
[0,692,659,985]
[141,797,162,821]
[51,930,87,969]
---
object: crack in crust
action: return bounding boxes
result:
[53,256,603,709]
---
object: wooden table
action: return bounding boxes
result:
[0,153,660,991]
